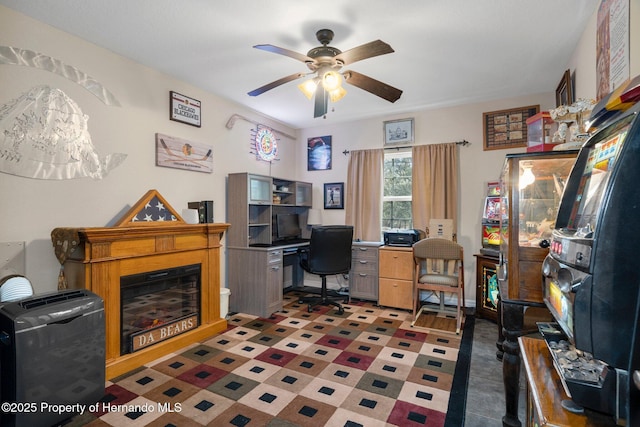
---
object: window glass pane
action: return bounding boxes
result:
[382,201,412,229]
[384,156,412,197]
[383,151,413,231]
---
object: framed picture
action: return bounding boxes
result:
[324,182,344,209]
[482,105,539,151]
[307,135,332,171]
[555,69,573,107]
[384,118,414,145]
[170,91,201,127]
[155,133,213,173]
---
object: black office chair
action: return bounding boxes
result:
[299,225,354,314]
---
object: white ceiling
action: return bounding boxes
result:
[0,0,599,129]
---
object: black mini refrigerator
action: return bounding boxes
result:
[0,289,105,427]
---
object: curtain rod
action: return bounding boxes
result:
[342,139,470,155]
[225,114,296,140]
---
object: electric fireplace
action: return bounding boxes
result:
[121,264,201,355]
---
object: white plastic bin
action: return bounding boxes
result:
[220,287,231,318]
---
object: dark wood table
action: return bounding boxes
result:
[519,336,616,427]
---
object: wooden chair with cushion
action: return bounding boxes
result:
[411,237,465,333]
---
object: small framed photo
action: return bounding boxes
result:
[555,69,573,107]
[384,118,414,145]
[170,91,201,127]
[324,182,344,209]
[307,135,332,171]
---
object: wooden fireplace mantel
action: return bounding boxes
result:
[53,222,230,379]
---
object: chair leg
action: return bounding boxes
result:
[306,276,344,314]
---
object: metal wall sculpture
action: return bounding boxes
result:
[0,46,126,179]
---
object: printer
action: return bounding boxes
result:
[383,229,425,247]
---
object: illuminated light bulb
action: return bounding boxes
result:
[329,86,347,102]
[322,70,342,92]
[297,79,317,100]
[519,164,535,189]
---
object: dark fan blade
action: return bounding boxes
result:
[343,70,402,103]
[248,72,306,97]
[335,40,394,65]
[253,44,313,63]
[314,85,328,118]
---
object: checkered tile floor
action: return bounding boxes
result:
[67,293,465,426]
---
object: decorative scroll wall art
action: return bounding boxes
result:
[482,105,539,151]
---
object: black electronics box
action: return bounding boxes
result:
[188,200,214,223]
[384,229,424,246]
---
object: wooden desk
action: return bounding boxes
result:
[519,336,616,427]
[228,241,309,318]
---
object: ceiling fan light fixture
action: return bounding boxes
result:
[297,78,318,100]
[329,86,347,102]
[321,70,342,92]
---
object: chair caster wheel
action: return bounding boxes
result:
[307,304,313,313]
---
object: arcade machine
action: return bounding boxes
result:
[540,75,640,425]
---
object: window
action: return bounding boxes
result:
[382,151,412,230]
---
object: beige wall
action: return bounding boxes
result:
[0,6,298,292]
[2,3,637,306]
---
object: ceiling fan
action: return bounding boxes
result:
[248,29,403,118]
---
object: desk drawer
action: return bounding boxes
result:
[352,246,378,262]
[379,249,413,280]
[267,249,282,264]
[378,278,413,310]
[351,260,378,276]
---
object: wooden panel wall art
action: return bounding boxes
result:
[483,105,539,151]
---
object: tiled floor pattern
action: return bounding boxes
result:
[67,295,467,426]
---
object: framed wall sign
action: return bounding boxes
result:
[155,133,213,173]
[482,105,539,151]
[324,182,344,209]
[384,118,414,145]
[170,91,201,127]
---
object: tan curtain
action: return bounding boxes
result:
[346,149,383,241]
[412,142,459,234]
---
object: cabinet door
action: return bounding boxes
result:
[475,255,499,322]
[295,182,312,206]
[249,175,272,204]
[265,249,283,314]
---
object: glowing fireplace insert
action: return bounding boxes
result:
[120,264,201,354]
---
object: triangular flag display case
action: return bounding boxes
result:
[50,190,229,379]
[114,189,185,225]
